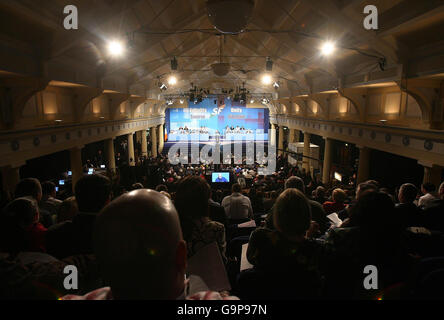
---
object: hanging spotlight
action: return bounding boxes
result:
[171,57,178,71]
[266,56,273,71]
[250,99,255,104]
[108,40,124,57]
[168,75,177,86]
[159,82,168,91]
[273,81,280,89]
[321,41,336,56]
[261,74,272,85]
[180,99,184,104]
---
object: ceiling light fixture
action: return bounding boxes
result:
[168,75,177,86]
[108,41,124,57]
[321,41,335,56]
[261,74,272,85]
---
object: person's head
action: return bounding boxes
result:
[131,183,144,191]
[421,183,435,194]
[14,178,42,202]
[41,181,57,198]
[332,188,347,203]
[356,182,378,200]
[57,196,78,223]
[1,197,40,253]
[353,191,398,233]
[175,176,210,220]
[273,188,311,240]
[398,183,418,204]
[218,174,223,179]
[75,174,112,213]
[231,183,241,194]
[315,186,326,199]
[155,184,168,193]
[284,176,305,193]
[93,189,186,300]
[160,191,172,199]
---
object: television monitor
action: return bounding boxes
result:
[100,165,106,169]
[88,168,94,173]
[68,171,72,176]
[55,187,59,192]
[212,172,230,183]
[59,180,65,185]
[334,172,342,182]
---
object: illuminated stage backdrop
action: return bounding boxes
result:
[165,98,269,141]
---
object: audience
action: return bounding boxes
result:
[396,183,422,228]
[323,188,347,215]
[418,183,437,208]
[14,178,53,228]
[1,197,47,254]
[175,176,227,263]
[2,152,444,300]
[221,184,254,223]
[45,174,112,259]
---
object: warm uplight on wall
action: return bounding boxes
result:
[108,41,124,57]
[321,41,336,56]
[261,74,272,85]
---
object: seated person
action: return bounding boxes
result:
[323,188,347,215]
[423,182,444,233]
[46,174,112,259]
[175,176,227,263]
[1,197,47,254]
[324,191,415,299]
[239,189,325,299]
[62,189,237,300]
[395,183,423,228]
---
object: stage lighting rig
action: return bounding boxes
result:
[266,56,273,71]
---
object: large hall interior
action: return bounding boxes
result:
[0,0,444,301]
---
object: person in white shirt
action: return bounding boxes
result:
[418,182,437,208]
[221,184,254,221]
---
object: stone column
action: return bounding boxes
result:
[322,137,333,184]
[158,124,164,154]
[1,165,21,198]
[70,146,84,190]
[140,130,148,157]
[357,146,371,184]
[278,126,284,156]
[128,133,135,166]
[421,162,443,188]
[104,138,116,172]
[151,126,158,158]
[302,132,311,172]
[270,123,276,147]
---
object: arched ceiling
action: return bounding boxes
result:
[0,0,443,98]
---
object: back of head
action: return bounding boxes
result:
[1,197,39,253]
[93,189,184,300]
[353,191,397,233]
[356,182,378,200]
[232,183,241,194]
[422,182,435,193]
[14,178,42,201]
[155,184,168,193]
[399,183,418,203]
[57,196,78,223]
[175,176,210,220]
[332,188,347,203]
[41,181,56,196]
[315,186,326,198]
[285,176,305,194]
[273,188,311,238]
[75,174,111,213]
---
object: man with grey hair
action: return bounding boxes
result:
[423,181,444,232]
